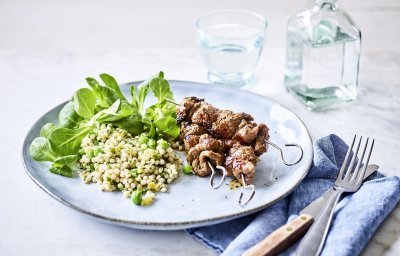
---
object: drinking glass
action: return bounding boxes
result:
[196,10,267,88]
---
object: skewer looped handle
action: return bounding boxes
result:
[208,162,227,189]
[238,173,255,206]
[267,141,304,166]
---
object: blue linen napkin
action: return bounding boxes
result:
[186,134,400,256]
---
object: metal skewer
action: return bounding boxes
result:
[266,141,304,166]
[238,173,255,206]
[208,162,227,189]
[207,140,303,184]
[166,98,179,105]
[237,141,303,205]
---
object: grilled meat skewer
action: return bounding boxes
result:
[177,97,270,184]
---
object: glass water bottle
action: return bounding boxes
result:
[284,0,361,110]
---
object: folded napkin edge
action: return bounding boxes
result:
[185,229,224,253]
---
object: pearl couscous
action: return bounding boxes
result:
[78,123,182,206]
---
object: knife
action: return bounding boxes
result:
[242,164,379,256]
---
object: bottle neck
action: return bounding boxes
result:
[315,0,338,11]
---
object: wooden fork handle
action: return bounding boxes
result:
[242,214,314,256]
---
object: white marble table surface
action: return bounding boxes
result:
[0,48,399,256]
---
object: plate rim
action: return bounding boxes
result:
[22,80,313,230]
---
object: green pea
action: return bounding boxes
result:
[152,153,161,160]
[159,140,169,150]
[138,135,149,145]
[130,168,138,177]
[183,164,193,175]
[147,139,157,149]
[115,145,122,153]
[87,148,94,158]
[131,189,143,205]
[89,163,95,170]
[93,147,103,156]
[143,148,153,155]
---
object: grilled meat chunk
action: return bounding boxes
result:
[177,97,203,123]
[232,121,270,156]
[190,102,220,130]
[187,134,225,162]
[212,110,253,139]
[253,123,269,156]
[179,123,206,151]
[192,151,224,177]
[180,123,206,138]
[186,134,225,176]
[183,134,200,152]
[225,143,258,184]
[232,120,259,144]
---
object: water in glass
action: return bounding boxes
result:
[199,24,264,87]
[196,10,267,88]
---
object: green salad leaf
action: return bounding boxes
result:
[48,127,92,156]
[101,102,134,122]
[137,83,150,113]
[29,137,56,162]
[86,77,119,108]
[131,71,164,112]
[49,164,73,178]
[90,99,121,123]
[100,73,126,100]
[154,116,180,138]
[40,123,57,138]
[142,115,156,138]
[85,77,108,108]
[53,155,79,165]
[73,88,96,119]
[149,77,173,102]
[59,102,83,128]
[110,113,144,135]
[130,85,139,111]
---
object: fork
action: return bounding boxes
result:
[296,135,375,256]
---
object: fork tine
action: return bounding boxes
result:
[351,138,369,182]
[356,139,375,185]
[336,135,356,182]
[344,136,362,181]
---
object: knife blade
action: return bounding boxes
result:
[242,164,379,256]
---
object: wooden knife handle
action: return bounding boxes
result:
[242,214,314,256]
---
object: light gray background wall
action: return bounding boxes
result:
[1,0,399,50]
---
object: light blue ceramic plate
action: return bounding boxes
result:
[22,81,313,230]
